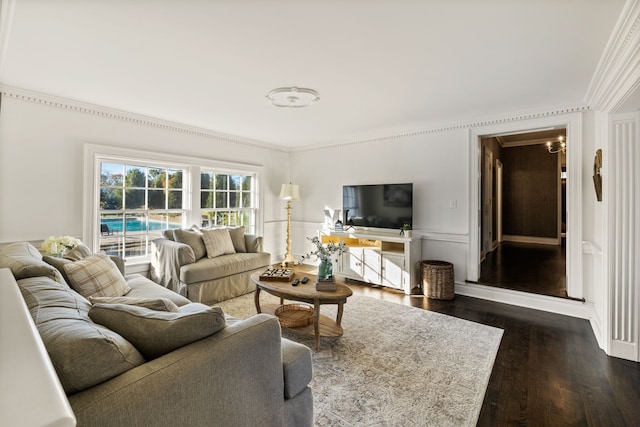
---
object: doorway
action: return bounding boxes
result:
[477,129,568,299]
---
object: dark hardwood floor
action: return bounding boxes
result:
[479,241,568,298]
[348,283,640,426]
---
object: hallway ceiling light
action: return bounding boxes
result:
[266,87,319,108]
[546,136,566,154]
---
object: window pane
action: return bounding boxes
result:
[241,191,252,208]
[230,175,241,191]
[148,168,165,189]
[216,211,229,225]
[99,214,123,256]
[201,212,213,228]
[229,192,239,208]
[216,192,227,208]
[168,213,183,229]
[125,189,145,209]
[100,188,123,210]
[148,189,165,209]
[126,165,146,187]
[201,192,213,209]
[168,169,182,188]
[168,190,182,209]
[242,176,252,190]
[201,172,214,190]
[101,163,124,186]
[216,174,228,190]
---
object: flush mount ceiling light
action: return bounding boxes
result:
[266,86,319,108]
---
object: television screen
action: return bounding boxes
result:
[343,183,413,230]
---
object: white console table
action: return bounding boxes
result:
[321,229,422,295]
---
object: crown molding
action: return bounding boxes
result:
[291,105,589,153]
[585,0,640,112]
[0,84,289,153]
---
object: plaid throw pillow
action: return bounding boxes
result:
[63,253,130,298]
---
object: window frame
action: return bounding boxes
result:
[84,144,263,264]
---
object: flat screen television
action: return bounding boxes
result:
[342,183,413,230]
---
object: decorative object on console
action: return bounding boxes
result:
[400,223,412,238]
[266,86,320,108]
[280,183,300,267]
[41,235,83,257]
[300,236,346,290]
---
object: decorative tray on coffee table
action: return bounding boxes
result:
[259,268,294,281]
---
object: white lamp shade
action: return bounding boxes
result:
[279,184,300,201]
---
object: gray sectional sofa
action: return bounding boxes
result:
[150,226,271,304]
[0,242,313,427]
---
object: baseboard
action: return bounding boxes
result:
[456,281,593,319]
[502,235,560,245]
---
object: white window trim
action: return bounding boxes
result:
[83,143,264,263]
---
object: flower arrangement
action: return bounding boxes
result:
[41,235,83,256]
[300,236,347,263]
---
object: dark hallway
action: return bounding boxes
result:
[478,241,567,298]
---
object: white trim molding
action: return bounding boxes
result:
[468,112,583,302]
[0,85,288,153]
[586,0,640,112]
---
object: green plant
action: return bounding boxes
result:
[401,223,412,231]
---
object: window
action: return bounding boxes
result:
[200,172,256,233]
[99,161,187,258]
[86,144,262,262]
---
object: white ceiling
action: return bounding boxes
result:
[0,0,626,149]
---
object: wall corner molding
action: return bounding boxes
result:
[585,0,640,112]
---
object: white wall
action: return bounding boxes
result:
[290,129,471,281]
[0,94,290,258]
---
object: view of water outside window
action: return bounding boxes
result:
[99,162,185,258]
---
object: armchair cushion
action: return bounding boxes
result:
[89,302,226,359]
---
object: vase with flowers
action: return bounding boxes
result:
[300,236,347,282]
[41,235,83,257]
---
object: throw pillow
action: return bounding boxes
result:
[89,296,180,312]
[227,226,247,253]
[88,303,226,359]
[43,255,73,284]
[173,228,207,260]
[63,253,131,299]
[64,243,93,261]
[201,228,236,258]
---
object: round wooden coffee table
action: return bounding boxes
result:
[251,269,353,350]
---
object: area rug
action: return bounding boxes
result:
[217,293,503,427]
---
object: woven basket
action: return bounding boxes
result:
[421,260,455,300]
[274,304,314,328]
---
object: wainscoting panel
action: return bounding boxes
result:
[609,114,640,361]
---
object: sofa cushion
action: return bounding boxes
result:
[201,228,236,258]
[228,226,247,253]
[162,229,175,240]
[17,276,145,394]
[89,302,226,359]
[63,253,131,298]
[0,242,65,283]
[180,252,271,284]
[124,273,191,306]
[89,296,180,312]
[173,228,206,260]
